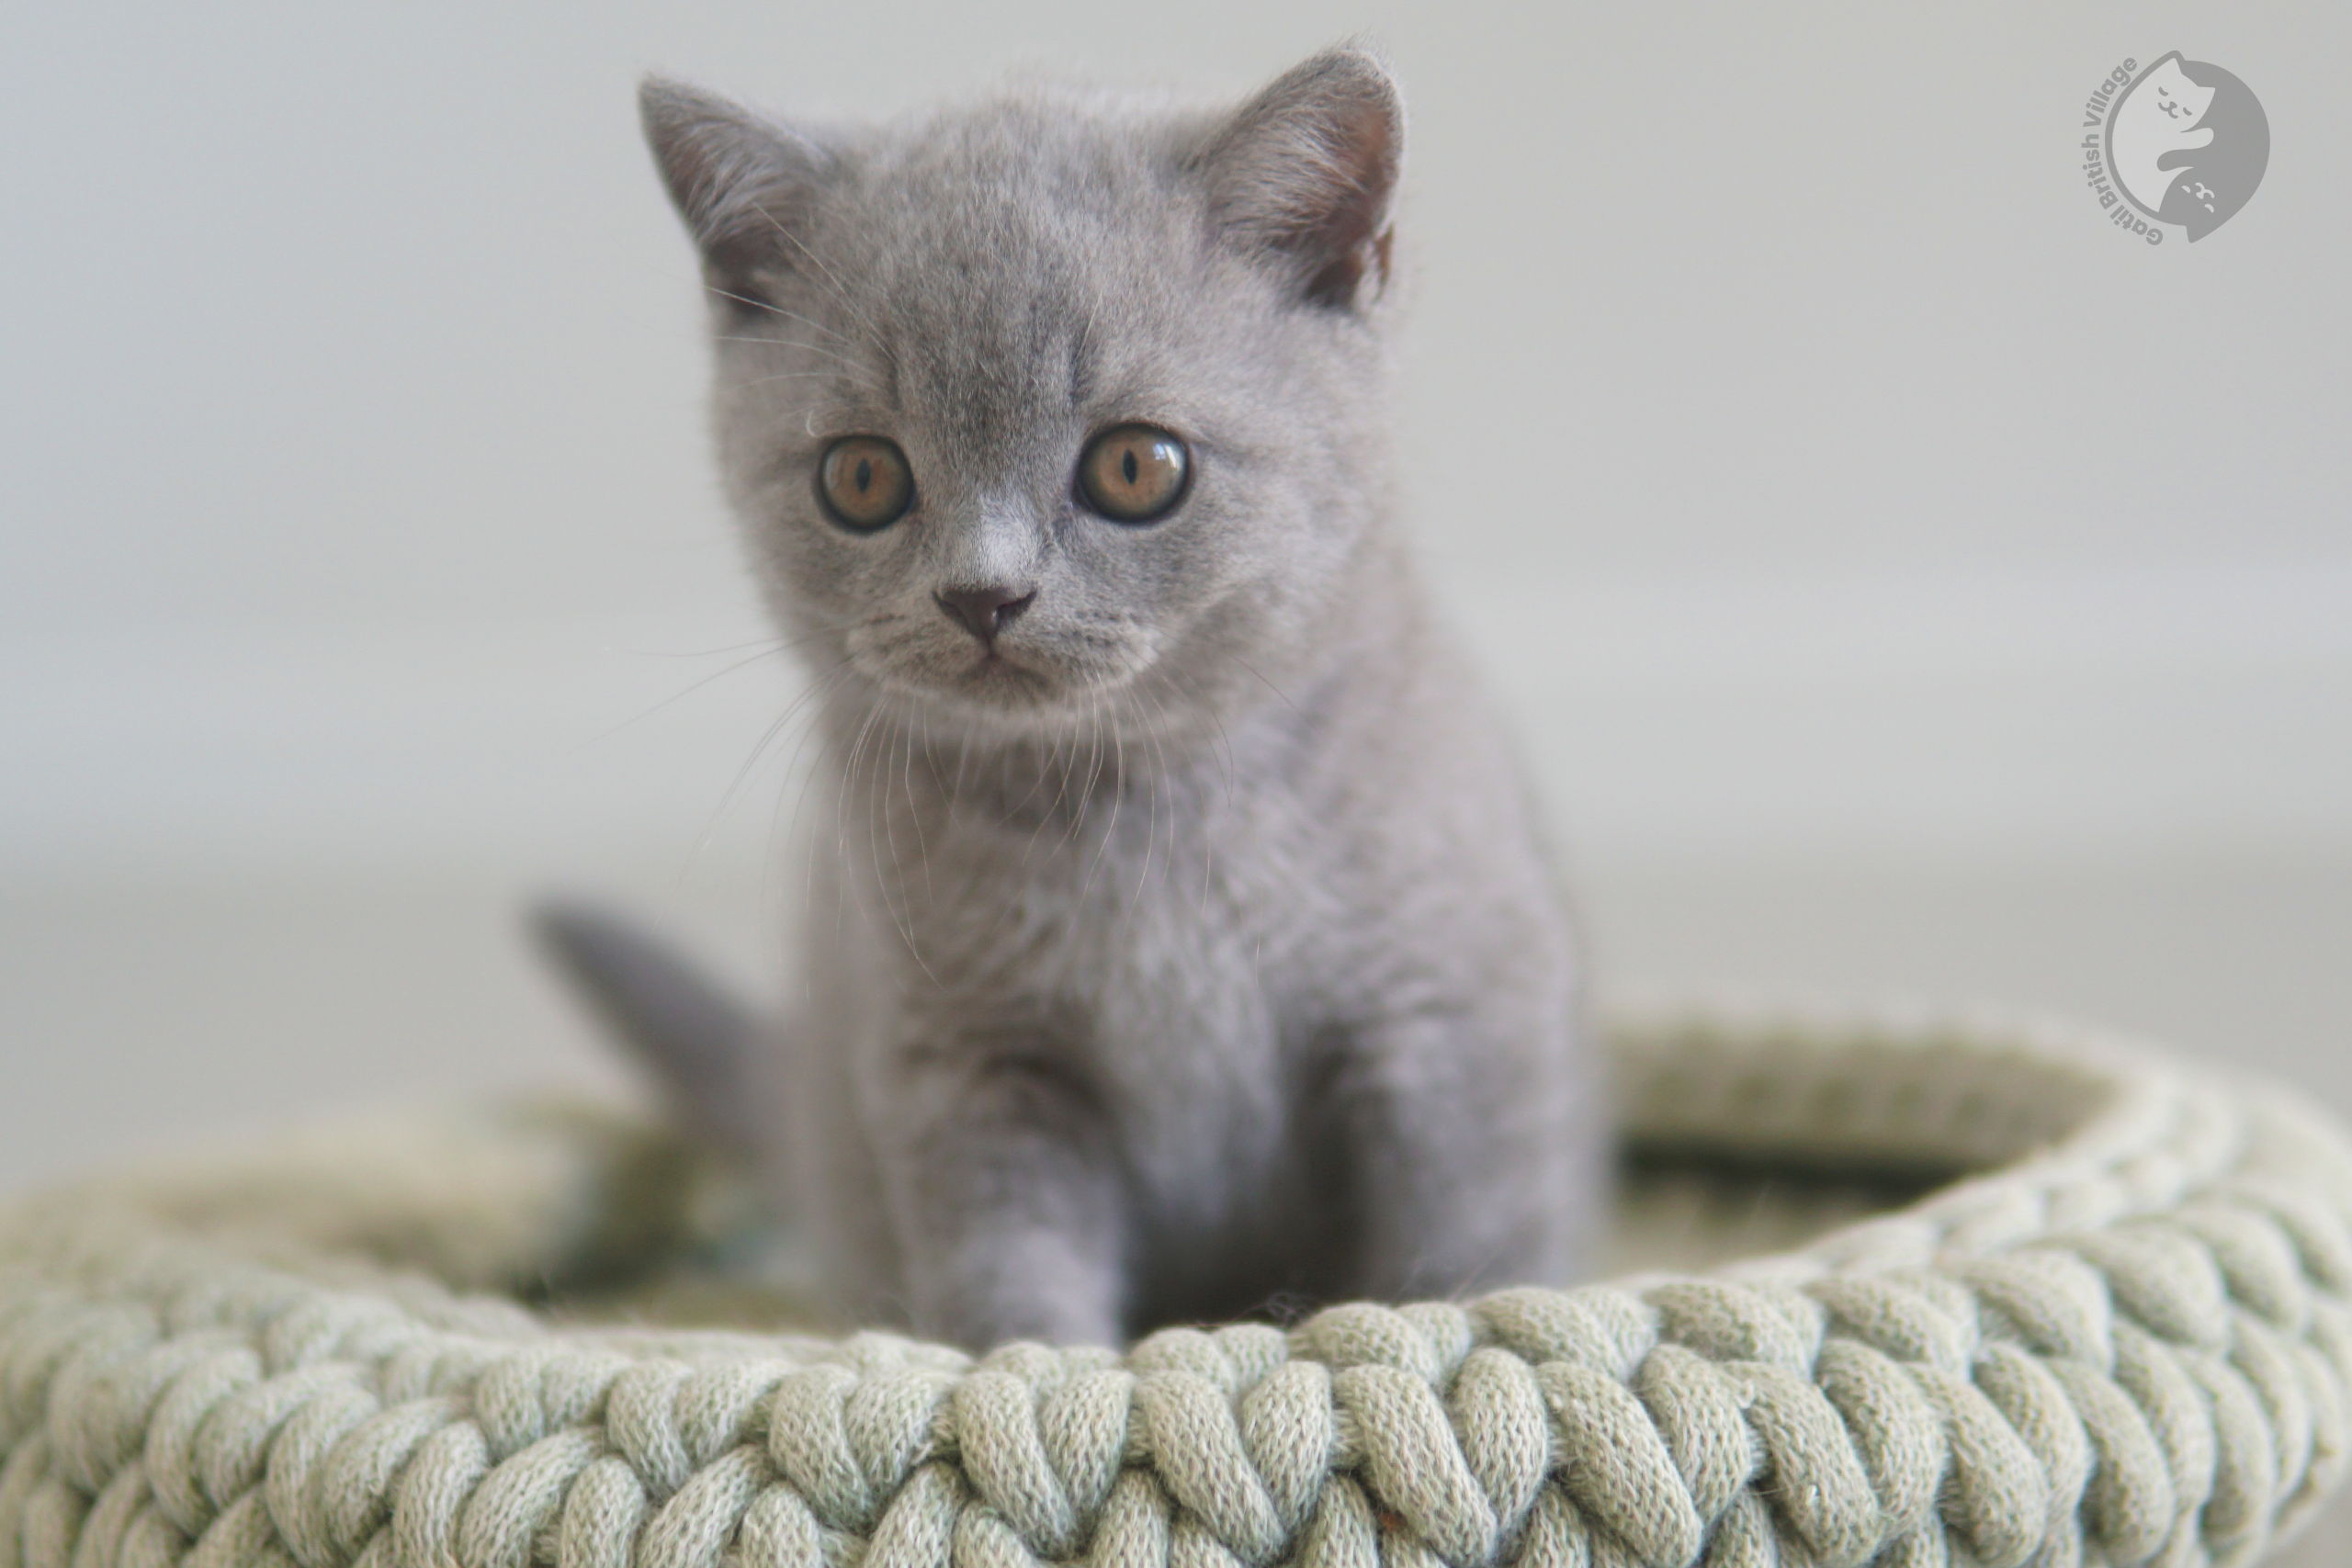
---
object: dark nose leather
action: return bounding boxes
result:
[936,585,1035,645]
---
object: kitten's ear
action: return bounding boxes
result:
[1197,46,1404,310]
[639,76,833,307]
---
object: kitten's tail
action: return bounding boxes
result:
[531,899,771,1159]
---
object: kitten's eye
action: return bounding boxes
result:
[1078,424,1190,524]
[818,436,914,531]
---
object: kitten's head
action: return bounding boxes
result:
[642,48,1406,743]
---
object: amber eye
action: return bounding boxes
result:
[1078,424,1190,524]
[818,436,914,531]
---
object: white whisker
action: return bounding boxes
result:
[746,200,894,371]
[699,288,861,349]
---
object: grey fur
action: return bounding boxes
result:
[532,900,770,1159]
[626,45,1599,1348]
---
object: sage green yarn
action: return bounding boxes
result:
[5,1010,2351,1568]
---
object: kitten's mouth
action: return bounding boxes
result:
[867,643,1060,710]
[956,648,1053,694]
[850,624,1148,724]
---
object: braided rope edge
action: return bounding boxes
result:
[4,1010,2350,1568]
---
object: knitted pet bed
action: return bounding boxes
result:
[5,1010,2350,1568]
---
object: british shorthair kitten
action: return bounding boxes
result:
[546,45,1599,1349]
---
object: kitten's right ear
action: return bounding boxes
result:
[639,76,832,307]
[1197,46,1405,311]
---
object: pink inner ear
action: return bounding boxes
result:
[1306,226,1396,311]
[1297,101,1400,307]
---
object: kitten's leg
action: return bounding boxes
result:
[865,1037,1127,1348]
[1338,1010,1598,1302]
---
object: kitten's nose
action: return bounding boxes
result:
[936,585,1035,645]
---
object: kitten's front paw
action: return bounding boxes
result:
[916,1233,1125,1350]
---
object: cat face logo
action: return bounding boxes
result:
[2103,52,2269,241]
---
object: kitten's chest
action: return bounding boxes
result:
[880,766,1329,1200]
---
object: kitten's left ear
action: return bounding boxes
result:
[639,75,834,307]
[1196,46,1404,310]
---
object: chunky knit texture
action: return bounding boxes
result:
[4,1010,2350,1568]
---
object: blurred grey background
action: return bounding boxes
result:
[3,0,2347,1372]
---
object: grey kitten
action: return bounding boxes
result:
[549,45,1599,1349]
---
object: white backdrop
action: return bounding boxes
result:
[5,0,2346,886]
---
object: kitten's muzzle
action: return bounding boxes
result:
[936,585,1035,647]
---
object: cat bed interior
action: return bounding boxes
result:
[4,1009,2349,1568]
